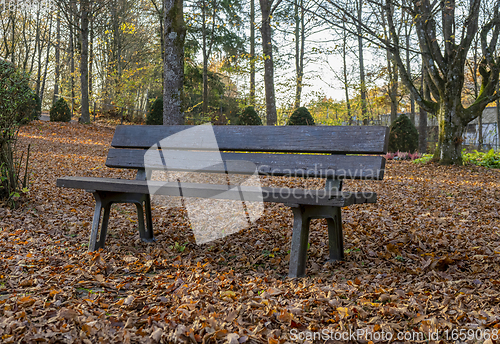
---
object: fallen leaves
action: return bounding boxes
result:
[1,121,500,342]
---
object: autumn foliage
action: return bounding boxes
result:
[1,121,500,342]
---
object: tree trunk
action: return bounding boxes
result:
[434,101,465,164]
[405,19,415,124]
[497,84,500,150]
[163,0,186,125]
[249,0,255,105]
[418,65,428,153]
[341,21,351,124]
[259,0,277,125]
[80,0,90,123]
[89,10,93,101]
[40,17,53,104]
[53,12,60,106]
[356,0,367,125]
[294,0,304,109]
[69,10,75,118]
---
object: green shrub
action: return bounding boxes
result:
[50,98,72,122]
[236,106,262,125]
[413,154,433,164]
[388,114,418,153]
[0,59,35,206]
[146,97,163,125]
[287,107,315,125]
[463,149,500,168]
[17,92,41,124]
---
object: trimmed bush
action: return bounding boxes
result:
[146,97,163,125]
[17,92,41,124]
[388,114,419,153]
[287,107,315,125]
[50,98,72,122]
[236,106,262,125]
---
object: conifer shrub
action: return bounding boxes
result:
[236,106,262,125]
[287,107,315,125]
[50,98,72,122]
[388,114,419,153]
[146,97,163,125]
[17,92,41,123]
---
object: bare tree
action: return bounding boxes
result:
[315,0,500,164]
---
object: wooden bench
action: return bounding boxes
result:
[57,125,389,277]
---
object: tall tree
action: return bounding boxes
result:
[79,0,91,123]
[259,0,282,125]
[53,11,61,106]
[294,0,305,108]
[163,0,187,124]
[249,0,256,105]
[356,0,368,125]
[418,63,429,152]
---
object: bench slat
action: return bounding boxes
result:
[56,177,377,206]
[106,149,386,180]
[111,125,390,154]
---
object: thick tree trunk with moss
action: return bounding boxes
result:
[434,100,466,164]
[163,0,186,125]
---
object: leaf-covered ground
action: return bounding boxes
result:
[1,121,500,343]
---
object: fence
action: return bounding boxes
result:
[376,113,500,151]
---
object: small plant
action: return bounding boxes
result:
[388,114,419,153]
[50,98,72,122]
[169,242,187,252]
[395,151,408,160]
[287,107,315,125]
[146,97,163,125]
[236,106,262,125]
[385,151,422,161]
[463,149,500,168]
[384,152,396,160]
[413,154,433,164]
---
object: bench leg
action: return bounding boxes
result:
[96,203,112,250]
[89,192,112,251]
[89,194,104,252]
[144,194,154,241]
[288,206,311,278]
[287,205,345,277]
[327,207,344,261]
[135,199,155,243]
[89,192,155,251]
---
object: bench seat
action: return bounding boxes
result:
[57,125,389,277]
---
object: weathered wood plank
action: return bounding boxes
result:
[106,149,386,180]
[56,177,377,206]
[111,125,390,154]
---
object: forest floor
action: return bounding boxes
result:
[1,121,500,344]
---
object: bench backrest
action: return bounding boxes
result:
[106,125,389,180]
